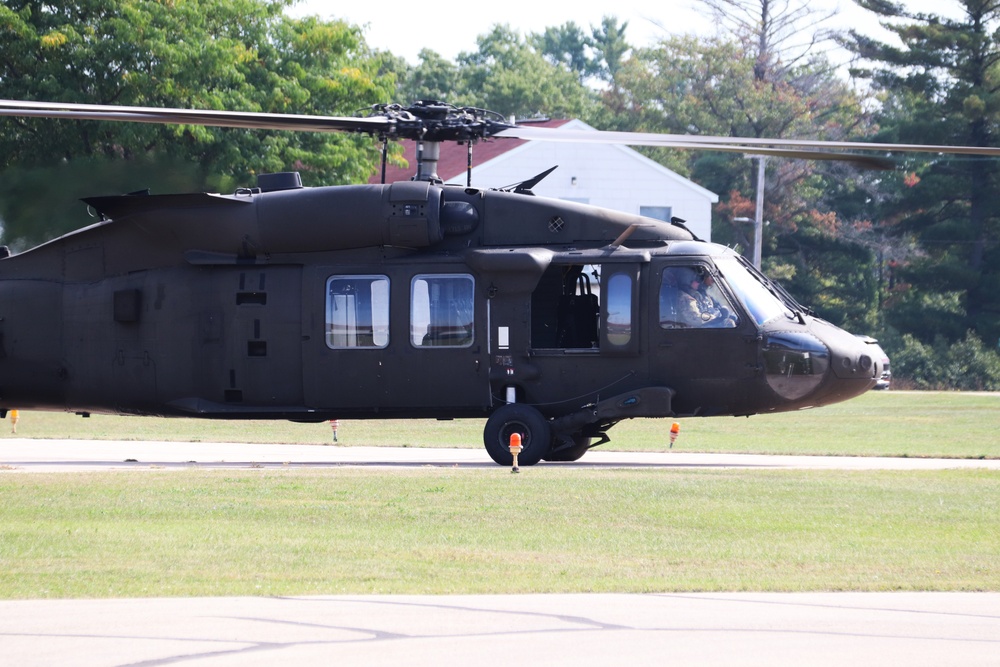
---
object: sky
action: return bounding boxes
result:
[286,0,963,67]
[287,1,713,63]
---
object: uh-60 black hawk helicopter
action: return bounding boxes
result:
[0,98,996,466]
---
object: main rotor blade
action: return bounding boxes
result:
[498,125,1000,162]
[0,99,390,134]
[7,98,1000,169]
[496,127,893,169]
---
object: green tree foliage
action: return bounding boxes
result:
[396,48,461,104]
[532,21,597,83]
[0,0,396,247]
[590,17,630,91]
[842,0,1000,349]
[394,24,599,121]
[456,25,595,120]
[529,16,631,95]
[886,329,1000,390]
[612,31,879,331]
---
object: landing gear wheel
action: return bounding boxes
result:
[543,436,592,462]
[483,404,551,467]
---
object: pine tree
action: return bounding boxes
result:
[842,0,1000,346]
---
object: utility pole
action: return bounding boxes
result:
[733,155,766,269]
[752,155,765,270]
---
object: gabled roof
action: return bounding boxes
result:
[461,118,719,202]
[369,119,573,184]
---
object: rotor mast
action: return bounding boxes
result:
[372,101,515,183]
[414,140,442,182]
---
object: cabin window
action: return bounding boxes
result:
[411,274,475,347]
[659,266,739,329]
[605,272,633,346]
[326,275,390,348]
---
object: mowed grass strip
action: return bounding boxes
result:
[1,468,997,598]
[3,391,999,458]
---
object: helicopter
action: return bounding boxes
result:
[0,98,996,466]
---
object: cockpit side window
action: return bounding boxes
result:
[659,265,739,329]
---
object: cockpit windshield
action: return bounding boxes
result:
[714,256,795,326]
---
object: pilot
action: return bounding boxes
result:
[660,267,709,327]
[661,267,738,328]
[678,267,720,325]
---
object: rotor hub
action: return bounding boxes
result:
[369,100,514,143]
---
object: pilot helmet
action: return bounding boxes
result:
[690,266,715,289]
[675,267,702,289]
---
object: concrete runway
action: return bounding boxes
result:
[2,592,999,666]
[2,440,998,665]
[2,438,999,472]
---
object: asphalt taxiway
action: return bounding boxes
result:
[1,438,999,472]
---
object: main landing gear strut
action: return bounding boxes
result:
[481,386,676,467]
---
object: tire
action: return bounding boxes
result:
[544,436,592,462]
[483,404,551,466]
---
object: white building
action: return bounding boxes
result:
[375,118,718,241]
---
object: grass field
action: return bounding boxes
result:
[1,468,997,598]
[4,391,998,458]
[1,391,997,598]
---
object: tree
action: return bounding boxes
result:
[532,22,597,83]
[608,0,888,330]
[0,0,396,247]
[841,0,1000,347]
[390,25,596,121]
[396,48,462,104]
[696,0,838,82]
[455,25,594,120]
[590,17,630,86]
[608,32,879,329]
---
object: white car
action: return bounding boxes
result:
[856,335,891,390]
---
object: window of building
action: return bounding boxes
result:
[326,275,390,348]
[640,206,672,222]
[411,274,475,347]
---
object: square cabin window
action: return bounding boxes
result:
[326,275,389,348]
[411,274,475,347]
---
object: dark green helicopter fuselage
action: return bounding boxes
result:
[0,177,880,463]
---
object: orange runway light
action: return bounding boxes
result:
[669,422,680,449]
[509,433,523,473]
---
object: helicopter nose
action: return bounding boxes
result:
[815,320,877,384]
[761,322,877,405]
